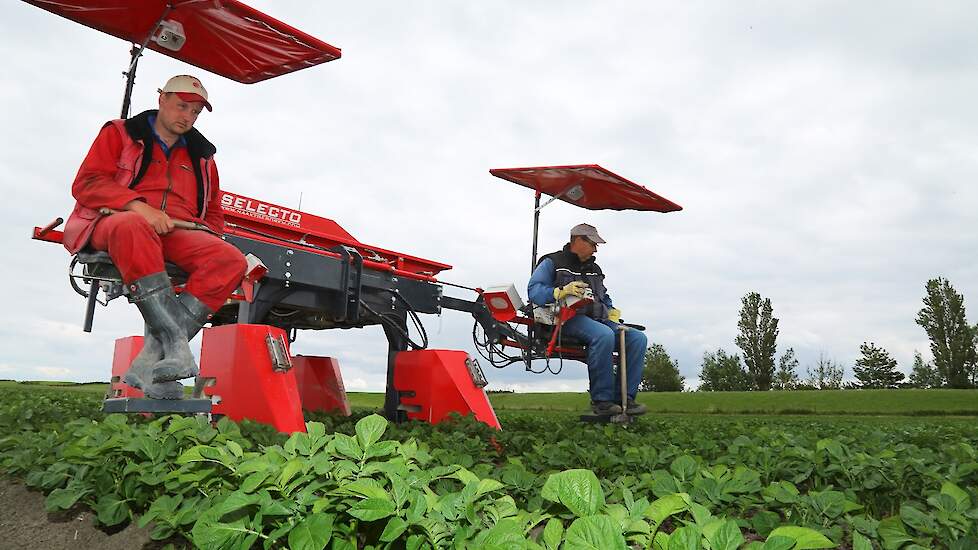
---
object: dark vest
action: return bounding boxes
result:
[540,245,609,320]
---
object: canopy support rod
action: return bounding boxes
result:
[119,5,174,118]
[531,191,541,273]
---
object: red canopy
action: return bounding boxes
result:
[23,0,341,83]
[490,164,682,212]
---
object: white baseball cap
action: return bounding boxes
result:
[158,75,212,112]
[570,223,606,244]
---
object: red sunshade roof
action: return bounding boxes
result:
[23,0,341,83]
[490,164,682,212]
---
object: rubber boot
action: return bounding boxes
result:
[122,323,160,390]
[126,273,199,388]
[177,291,214,341]
[121,325,183,398]
[150,292,213,383]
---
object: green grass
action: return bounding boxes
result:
[4,381,976,416]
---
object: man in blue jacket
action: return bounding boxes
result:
[528,223,648,415]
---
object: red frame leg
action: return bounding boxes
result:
[393,350,500,429]
[292,355,351,416]
[109,336,144,398]
[199,324,306,433]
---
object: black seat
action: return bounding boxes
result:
[72,250,189,332]
[75,249,189,282]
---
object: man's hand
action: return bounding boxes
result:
[554,281,589,301]
[608,308,622,323]
[124,200,175,235]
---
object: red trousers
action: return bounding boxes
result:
[90,211,247,311]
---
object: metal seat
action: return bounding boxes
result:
[71,249,188,332]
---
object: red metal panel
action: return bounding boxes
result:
[292,355,351,416]
[109,336,144,398]
[393,350,500,430]
[490,164,682,212]
[21,0,341,83]
[199,324,306,433]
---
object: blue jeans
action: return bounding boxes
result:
[561,315,647,402]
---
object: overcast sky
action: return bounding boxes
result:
[2,1,976,393]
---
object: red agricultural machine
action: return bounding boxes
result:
[25,1,681,432]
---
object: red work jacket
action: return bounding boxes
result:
[63,110,223,253]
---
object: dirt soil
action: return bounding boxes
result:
[0,478,186,549]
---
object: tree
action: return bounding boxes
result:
[908,351,943,388]
[852,342,904,389]
[806,352,844,390]
[915,277,977,388]
[773,347,800,390]
[640,343,684,392]
[735,292,780,390]
[698,349,751,391]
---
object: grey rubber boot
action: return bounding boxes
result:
[150,291,213,383]
[121,325,184,398]
[124,272,199,389]
[177,291,213,340]
[122,323,160,390]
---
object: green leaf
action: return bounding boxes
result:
[899,504,935,534]
[380,516,408,542]
[333,434,362,460]
[708,519,744,550]
[762,536,796,550]
[751,510,781,538]
[348,498,396,521]
[218,491,260,516]
[288,512,333,550]
[339,479,390,501]
[670,455,697,480]
[668,525,702,550]
[45,487,84,511]
[94,494,130,526]
[278,458,306,488]
[941,481,971,509]
[355,414,388,450]
[240,471,270,493]
[541,469,605,517]
[852,531,873,550]
[564,515,628,550]
[768,526,835,549]
[646,494,689,526]
[878,516,912,549]
[542,518,564,550]
[476,478,505,497]
[225,440,243,458]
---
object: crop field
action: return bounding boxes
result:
[0,385,976,549]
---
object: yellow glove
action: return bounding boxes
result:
[554,281,588,301]
[608,308,622,323]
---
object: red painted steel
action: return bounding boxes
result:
[221,191,452,278]
[21,0,341,83]
[292,356,351,416]
[108,336,144,398]
[490,164,683,212]
[199,324,306,433]
[393,350,500,430]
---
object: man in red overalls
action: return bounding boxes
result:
[63,75,247,399]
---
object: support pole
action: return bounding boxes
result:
[120,45,140,119]
[382,315,409,422]
[531,191,541,272]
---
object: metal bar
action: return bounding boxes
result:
[83,279,99,333]
[119,6,172,118]
[531,191,541,273]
